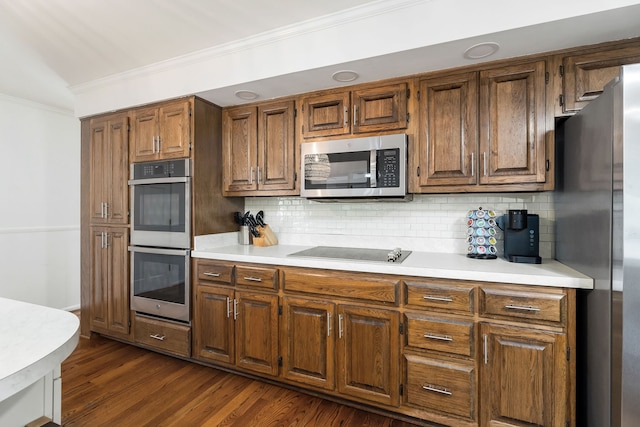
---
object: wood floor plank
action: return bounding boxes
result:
[62,334,424,427]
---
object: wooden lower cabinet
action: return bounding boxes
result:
[480,323,568,427]
[192,284,279,376]
[281,296,336,390]
[89,226,130,341]
[134,314,191,358]
[337,305,400,407]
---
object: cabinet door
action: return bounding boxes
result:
[89,115,129,225]
[193,286,235,364]
[337,305,400,407]
[479,61,546,185]
[90,227,130,339]
[159,100,191,159]
[352,82,408,134]
[418,72,478,187]
[562,45,640,113]
[480,323,568,427]
[258,100,296,191]
[222,106,257,192]
[130,106,159,162]
[235,290,279,376]
[108,228,130,337]
[301,91,351,138]
[281,297,335,390]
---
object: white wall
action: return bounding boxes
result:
[246,192,556,259]
[0,94,80,310]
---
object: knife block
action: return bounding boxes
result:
[253,225,278,247]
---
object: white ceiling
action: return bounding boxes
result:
[1,0,640,114]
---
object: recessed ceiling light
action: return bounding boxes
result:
[463,42,500,60]
[332,70,359,82]
[234,90,259,100]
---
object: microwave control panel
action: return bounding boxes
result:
[377,148,400,187]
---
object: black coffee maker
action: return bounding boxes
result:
[498,209,541,264]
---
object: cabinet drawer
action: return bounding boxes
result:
[404,354,475,420]
[196,260,233,285]
[236,265,279,290]
[405,281,474,314]
[134,315,191,357]
[283,268,399,304]
[405,313,474,357]
[480,287,566,325]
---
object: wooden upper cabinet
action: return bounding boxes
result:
[301,82,408,138]
[480,323,568,427]
[130,99,191,162]
[89,113,129,225]
[222,100,295,195]
[417,72,478,187]
[479,60,546,185]
[561,44,640,113]
[223,106,257,192]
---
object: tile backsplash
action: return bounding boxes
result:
[245,192,555,258]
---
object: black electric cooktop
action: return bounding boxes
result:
[287,246,411,264]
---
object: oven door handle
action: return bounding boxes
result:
[128,176,189,185]
[128,246,190,256]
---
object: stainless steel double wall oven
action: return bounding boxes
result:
[128,159,191,323]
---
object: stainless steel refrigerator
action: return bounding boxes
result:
[555,63,640,427]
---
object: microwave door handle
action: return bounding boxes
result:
[370,149,377,188]
[127,176,189,185]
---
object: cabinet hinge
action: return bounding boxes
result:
[417,90,420,101]
[559,94,565,107]
[189,108,192,117]
[294,108,297,118]
[127,124,130,132]
[567,346,570,361]
[278,356,283,367]
[128,320,131,327]
[189,143,192,151]
[399,384,404,396]
[399,323,404,335]
[417,166,421,177]
[546,159,550,171]
[559,65,564,77]
[278,305,283,315]
[406,112,410,123]
[545,72,549,84]
[294,171,297,182]
[406,88,410,99]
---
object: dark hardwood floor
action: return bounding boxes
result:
[62,335,423,427]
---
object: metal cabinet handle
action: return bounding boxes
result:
[151,136,156,153]
[424,333,453,342]
[327,313,331,337]
[423,295,453,302]
[233,299,238,320]
[203,272,221,277]
[422,384,452,396]
[150,334,165,341]
[243,276,262,282]
[257,166,261,184]
[353,105,358,125]
[226,297,231,318]
[483,152,487,176]
[471,152,475,177]
[505,304,541,312]
[156,136,161,153]
[100,232,105,249]
[338,314,343,339]
[483,334,488,364]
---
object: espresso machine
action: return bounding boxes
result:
[498,209,541,264]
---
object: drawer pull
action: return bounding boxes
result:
[423,295,453,302]
[422,384,452,396]
[203,272,221,277]
[504,304,541,312]
[243,276,263,282]
[150,334,166,341]
[424,333,453,342]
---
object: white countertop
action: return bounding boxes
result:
[192,240,594,289]
[0,298,80,402]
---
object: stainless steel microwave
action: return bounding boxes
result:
[300,134,408,199]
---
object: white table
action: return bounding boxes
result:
[0,298,79,426]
